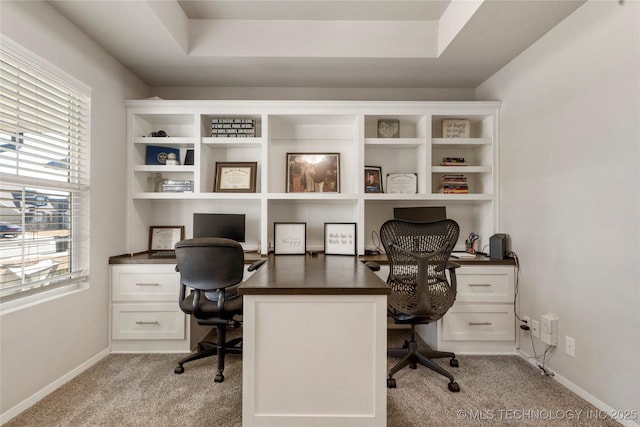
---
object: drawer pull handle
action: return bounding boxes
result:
[469,322,492,326]
[468,284,492,287]
[135,321,160,325]
[136,283,160,286]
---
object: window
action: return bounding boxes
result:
[0,39,91,302]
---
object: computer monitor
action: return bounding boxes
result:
[393,206,447,222]
[193,213,246,242]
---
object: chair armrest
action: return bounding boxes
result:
[248,259,266,272]
[365,261,380,272]
[446,262,461,271]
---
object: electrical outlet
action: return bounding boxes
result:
[565,336,575,358]
[522,316,531,331]
[531,319,540,338]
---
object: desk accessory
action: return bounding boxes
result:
[489,233,507,260]
[274,222,306,255]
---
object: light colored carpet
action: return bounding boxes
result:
[6,330,619,427]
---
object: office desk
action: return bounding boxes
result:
[239,254,390,427]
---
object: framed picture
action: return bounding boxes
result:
[214,161,257,192]
[148,226,184,252]
[386,173,418,194]
[324,223,357,256]
[274,222,306,255]
[286,153,340,193]
[377,119,400,138]
[442,119,471,138]
[364,166,383,193]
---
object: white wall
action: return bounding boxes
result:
[477,1,639,416]
[0,1,149,419]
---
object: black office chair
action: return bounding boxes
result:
[380,219,461,392]
[173,237,266,382]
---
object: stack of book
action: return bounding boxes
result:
[440,157,467,166]
[161,179,193,193]
[211,118,256,137]
[438,174,469,194]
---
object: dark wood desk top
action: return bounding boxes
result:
[108,251,263,265]
[239,254,390,296]
[359,253,516,266]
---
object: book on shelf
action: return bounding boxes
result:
[441,157,468,166]
[211,118,256,137]
[438,174,469,194]
[160,179,193,193]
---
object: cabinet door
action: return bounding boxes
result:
[454,266,514,303]
[112,265,179,302]
[442,304,515,341]
[112,303,185,340]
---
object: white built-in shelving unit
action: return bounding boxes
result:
[126,100,500,255]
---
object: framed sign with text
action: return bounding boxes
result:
[324,222,357,256]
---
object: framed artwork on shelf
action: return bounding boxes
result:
[286,153,340,193]
[274,222,307,255]
[148,226,184,252]
[386,173,418,194]
[377,119,400,138]
[364,166,383,193]
[442,119,471,138]
[324,223,357,256]
[214,161,257,192]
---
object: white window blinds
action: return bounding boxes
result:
[0,41,91,301]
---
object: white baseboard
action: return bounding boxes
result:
[517,350,639,427]
[0,348,110,424]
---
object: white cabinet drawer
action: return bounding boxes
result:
[442,304,515,341]
[112,265,178,302]
[454,266,514,303]
[112,303,185,340]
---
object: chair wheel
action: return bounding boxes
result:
[174,365,184,374]
[387,378,397,388]
[448,381,460,392]
[450,358,459,368]
[214,373,224,383]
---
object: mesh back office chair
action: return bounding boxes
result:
[173,237,265,382]
[380,219,461,392]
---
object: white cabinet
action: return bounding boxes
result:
[419,264,516,354]
[110,263,209,353]
[125,100,500,256]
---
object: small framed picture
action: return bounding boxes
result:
[442,119,471,138]
[214,161,257,192]
[386,173,418,194]
[286,153,340,193]
[149,226,184,252]
[274,222,307,255]
[377,119,400,138]
[364,166,383,193]
[324,223,357,256]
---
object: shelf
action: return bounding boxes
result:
[432,166,492,173]
[127,100,499,256]
[134,165,195,173]
[132,192,262,200]
[432,138,492,147]
[364,138,425,148]
[134,137,195,147]
[267,193,358,201]
[202,137,263,147]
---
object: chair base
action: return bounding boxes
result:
[387,326,460,392]
[174,324,241,382]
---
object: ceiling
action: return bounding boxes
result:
[48,0,585,89]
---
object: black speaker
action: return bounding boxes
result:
[489,233,507,260]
